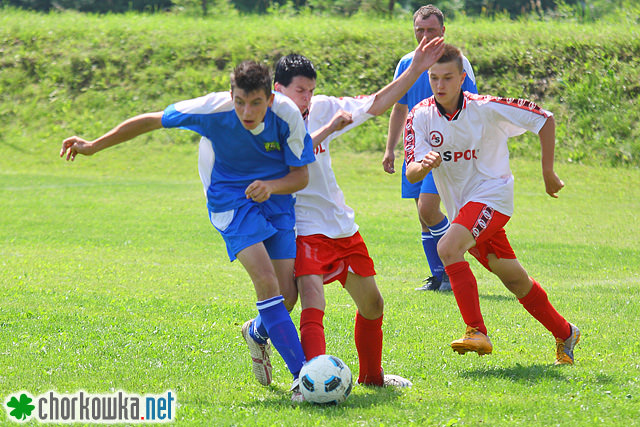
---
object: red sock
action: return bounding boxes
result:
[300,308,325,361]
[354,311,383,385]
[445,261,487,335]
[519,278,571,340]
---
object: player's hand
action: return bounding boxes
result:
[329,110,353,133]
[382,150,395,174]
[421,151,441,170]
[543,169,564,198]
[60,136,95,161]
[413,36,445,73]
[245,180,273,203]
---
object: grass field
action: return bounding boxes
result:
[1,136,639,425]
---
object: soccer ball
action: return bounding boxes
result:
[299,354,352,405]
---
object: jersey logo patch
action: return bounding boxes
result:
[264,141,281,152]
[429,131,444,147]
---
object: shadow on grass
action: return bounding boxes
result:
[459,363,613,385]
[247,383,402,411]
[478,293,515,302]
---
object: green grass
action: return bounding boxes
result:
[1,138,639,425]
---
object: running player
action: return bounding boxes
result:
[59,61,314,397]
[383,4,478,292]
[404,44,580,365]
[272,36,444,387]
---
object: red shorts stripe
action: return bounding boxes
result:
[453,201,516,270]
[294,232,376,286]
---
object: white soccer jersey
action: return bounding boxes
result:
[294,94,375,238]
[404,92,552,219]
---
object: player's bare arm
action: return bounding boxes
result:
[383,103,409,174]
[245,165,309,203]
[406,151,441,184]
[537,115,564,198]
[60,112,164,161]
[311,110,353,148]
[368,37,443,118]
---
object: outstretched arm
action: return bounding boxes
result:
[60,112,164,161]
[245,165,309,203]
[367,36,444,117]
[538,115,564,198]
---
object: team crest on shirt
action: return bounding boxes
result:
[264,141,281,152]
[429,131,444,147]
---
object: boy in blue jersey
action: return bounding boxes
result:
[60,61,314,400]
[383,4,478,292]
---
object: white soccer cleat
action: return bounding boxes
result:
[383,374,413,388]
[241,320,273,386]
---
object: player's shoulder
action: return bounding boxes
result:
[172,91,233,115]
[271,91,304,122]
[465,92,550,116]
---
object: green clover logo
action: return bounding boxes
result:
[6,393,35,421]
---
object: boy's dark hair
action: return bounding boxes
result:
[274,54,317,87]
[230,61,272,98]
[413,4,444,26]
[437,44,463,73]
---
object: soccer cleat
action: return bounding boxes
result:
[383,374,413,388]
[241,320,273,386]
[555,323,580,365]
[415,276,442,291]
[290,377,305,403]
[451,326,493,356]
[437,273,452,292]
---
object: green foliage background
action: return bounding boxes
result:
[0,8,639,168]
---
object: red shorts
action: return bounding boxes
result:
[295,231,376,286]
[453,201,517,271]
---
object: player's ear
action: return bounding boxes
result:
[274,82,282,92]
[268,93,275,107]
[460,71,467,87]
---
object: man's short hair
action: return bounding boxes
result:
[230,61,272,98]
[437,44,463,73]
[413,4,444,26]
[274,54,317,87]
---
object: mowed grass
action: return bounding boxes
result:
[1,140,639,425]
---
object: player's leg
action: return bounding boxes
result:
[297,274,327,360]
[416,172,450,292]
[237,243,306,383]
[344,273,384,385]
[402,161,438,290]
[438,203,506,356]
[488,255,579,364]
[271,258,298,312]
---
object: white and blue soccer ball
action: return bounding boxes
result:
[299,354,352,405]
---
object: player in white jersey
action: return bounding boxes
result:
[404,44,580,365]
[271,36,444,386]
[60,61,314,399]
[384,4,478,292]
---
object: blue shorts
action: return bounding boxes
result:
[401,160,439,199]
[208,195,296,261]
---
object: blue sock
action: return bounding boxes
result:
[421,231,443,280]
[426,216,450,280]
[257,295,306,378]
[249,314,269,344]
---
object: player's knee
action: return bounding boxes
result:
[359,292,384,319]
[436,239,462,265]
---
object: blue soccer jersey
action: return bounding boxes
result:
[162,91,315,213]
[394,50,478,110]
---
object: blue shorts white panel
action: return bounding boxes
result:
[209,194,296,261]
[401,160,439,198]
